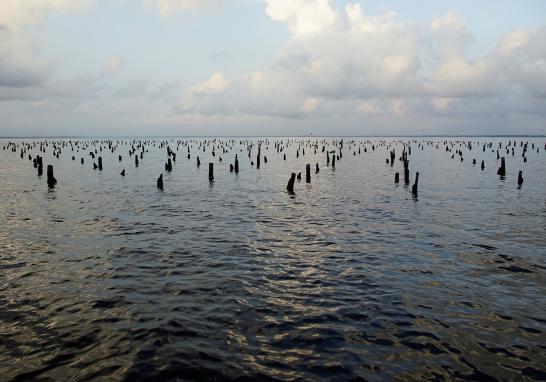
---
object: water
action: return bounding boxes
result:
[1,137,545,381]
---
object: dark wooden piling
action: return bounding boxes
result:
[119,155,122,161]
[165,158,172,172]
[518,171,523,186]
[411,172,419,195]
[287,173,296,193]
[395,172,399,183]
[209,163,214,182]
[230,164,234,172]
[481,160,485,170]
[47,165,57,187]
[235,155,239,173]
[121,169,125,176]
[332,155,336,168]
[81,158,84,165]
[37,156,43,176]
[98,156,103,171]
[306,164,311,183]
[403,160,409,184]
[197,156,201,167]
[157,174,163,190]
[297,172,301,180]
[497,157,506,176]
[315,163,319,174]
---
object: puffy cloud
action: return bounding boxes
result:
[0,0,92,31]
[0,0,92,91]
[265,0,339,36]
[175,1,546,126]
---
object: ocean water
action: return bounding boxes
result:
[1,137,545,381]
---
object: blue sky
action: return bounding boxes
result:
[1,0,545,136]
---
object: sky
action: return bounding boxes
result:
[1,0,546,136]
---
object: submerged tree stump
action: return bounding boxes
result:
[47,165,57,188]
[157,173,163,190]
[287,173,296,193]
[411,172,419,195]
[497,157,506,176]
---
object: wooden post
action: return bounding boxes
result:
[315,163,319,174]
[395,172,399,183]
[98,156,103,170]
[518,171,523,186]
[305,164,311,183]
[47,165,57,187]
[157,173,163,190]
[197,156,201,167]
[497,157,506,176]
[121,169,125,176]
[235,155,239,173]
[481,160,484,170]
[209,163,214,182]
[287,173,296,193]
[411,172,419,195]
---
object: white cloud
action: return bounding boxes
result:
[174,2,546,127]
[0,0,92,31]
[265,0,338,36]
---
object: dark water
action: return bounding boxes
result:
[1,137,545,381]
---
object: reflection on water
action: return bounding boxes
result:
[1,137,545,381]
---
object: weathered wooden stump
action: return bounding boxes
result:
[305,164,311,183]
[209,163,214,182]
[315,163,319,174]
[497,157,506,176]
[287,173,296,193]
[411,172,419,195]
[481,160,485,170]
[98,156,103,171]
[47,165,57,187]
[235,155,239,173]
[121,169,125,176]
[157,173,163,190]
[518,171,523,186]
[395,172,399,183]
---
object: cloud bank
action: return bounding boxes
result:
[1,0,545,135]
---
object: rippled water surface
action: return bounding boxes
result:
[1,137,545,381]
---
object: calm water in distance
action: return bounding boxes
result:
[1,137,545,381]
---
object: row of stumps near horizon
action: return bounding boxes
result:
[3,138,538,191]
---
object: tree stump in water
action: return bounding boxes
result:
[497,157,506,177]
[411,172,419,196]
[157,174,163,190]
[47,165,57,188]
[287,173,296,194]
